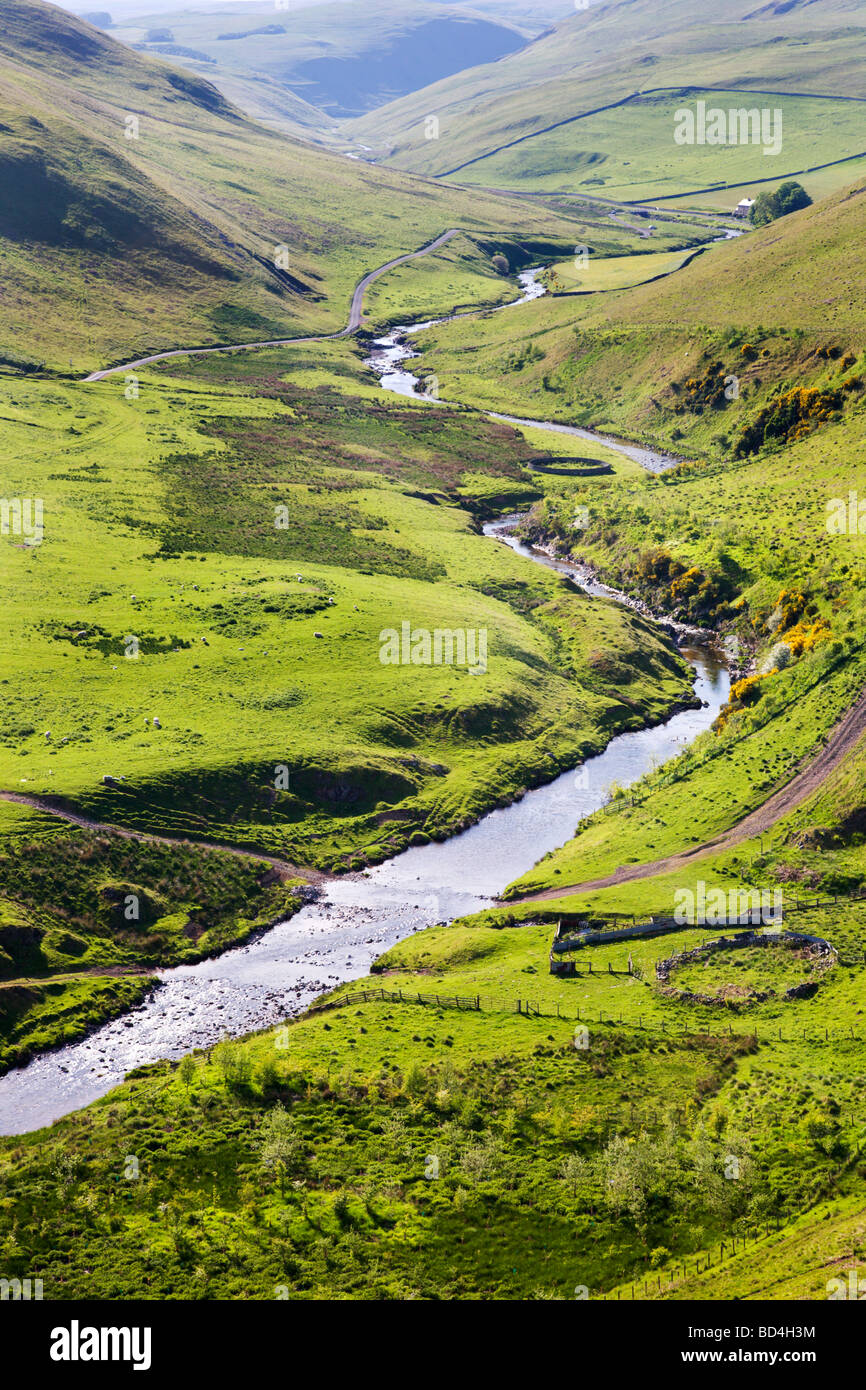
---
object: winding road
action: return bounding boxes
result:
[83,229,461,382]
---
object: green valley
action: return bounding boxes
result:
[0,0,863,1329]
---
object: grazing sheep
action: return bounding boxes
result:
[313,632,324,639]
[153,717,161,728]
[44,730,51,740]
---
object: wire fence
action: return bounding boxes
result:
[598,1141,864,1301]
[307,986,864,1046]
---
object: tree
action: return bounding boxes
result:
[750,182,812,227]
[559,1151,593,1200]
[256,1104,303,1194]
[177,1054,195,1090]
[212,1036,252,1092]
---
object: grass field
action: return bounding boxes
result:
[544,247,700,294]
[655,153,866,214]
[0,348,695,863]
[438,90,866,202]
[349,0,866,186]
[1,877,864,1298]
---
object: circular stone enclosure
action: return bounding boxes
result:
[655,929,836,1007]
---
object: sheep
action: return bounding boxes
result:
[153,717,161,728]
[313,632,324,639]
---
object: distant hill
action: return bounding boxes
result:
[347,0,866,200]
[109,1,531,129]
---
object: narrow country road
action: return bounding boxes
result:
[0,790,329,885]
[508,685,866,903]
[84,229,461,382]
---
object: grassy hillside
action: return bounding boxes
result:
[0,0,603,371]
[349,0,866,206]
[396,179,866,907]
[0,342,692,870]
[2,880,865,1298]
[440,89,866,201]
[404,179,866,431]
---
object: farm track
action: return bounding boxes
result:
[509,685,866,903]
[0,790,330,885]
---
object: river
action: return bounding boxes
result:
[363,269,685,473]
[0,274,729,1135]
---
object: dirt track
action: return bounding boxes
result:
[0,790,328,884]
[508,685,866,904]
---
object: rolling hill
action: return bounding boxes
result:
[347,0,866,205]
[0,0,601,370]
[1,0,864,1313]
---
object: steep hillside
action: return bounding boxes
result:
[406,179,866,434]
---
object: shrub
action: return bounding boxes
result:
[735,385,843,455]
